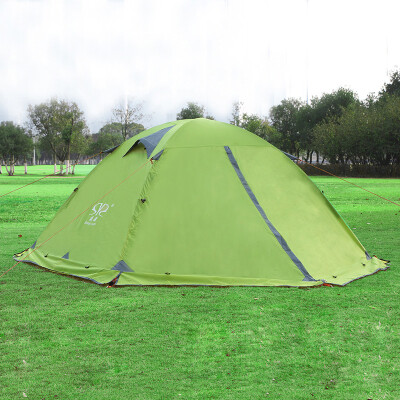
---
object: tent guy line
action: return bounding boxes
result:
[297,158,400,208]
[0,151,103,199]
[2,146,398,210]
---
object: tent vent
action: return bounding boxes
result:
[124,125,175,159]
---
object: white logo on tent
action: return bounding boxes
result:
[84,202,113,226]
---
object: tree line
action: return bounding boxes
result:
[0,99,146,175]
[230,70,400,166]
[1,70,399,175]
[171,71,400,167]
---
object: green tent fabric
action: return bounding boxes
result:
[15,118,389,286]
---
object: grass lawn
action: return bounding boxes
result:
[1,165,399,399]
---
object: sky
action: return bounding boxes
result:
[0,0,399,132]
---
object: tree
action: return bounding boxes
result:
[27,99,58,172]
[311,88,358,123]
[380,69,400,98]
[88,129,124,155]
[242,114,284,147]
[313,96,400,166]
[0,121,33,175]
[70,132,91,174]
[237,113,266,136]
[37,136,55,165]
[229,102,283,147]
[27,99,88,174]
[112,101,146,141]
[269,98,303,155]
[296,104,315,162]
[369,95,400,165]
[312,120,344,164]
[176,102,214,120]
[296,88,358,162]
[230,101,243,126]
[263,125,284,148]
[100,122,144,141]
[57,100,89,174]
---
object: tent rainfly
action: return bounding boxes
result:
[15,119,389,286]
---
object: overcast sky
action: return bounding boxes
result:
[0,0,399,132]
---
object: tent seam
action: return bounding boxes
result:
[118,158,161,261]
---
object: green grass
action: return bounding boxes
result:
[1,166,399,399]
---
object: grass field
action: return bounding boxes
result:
[1,165,399,399]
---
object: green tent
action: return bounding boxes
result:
[15,118,388,286]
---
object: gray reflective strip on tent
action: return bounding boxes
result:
[62,252,69,259]
[224,146,315,282]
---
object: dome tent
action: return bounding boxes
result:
[15,118,388,286]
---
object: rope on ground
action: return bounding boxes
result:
[298,158,400,208]
[0,151,103,199]
[0,158,152,279]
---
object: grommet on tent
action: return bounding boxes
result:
[141,198,146,203]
